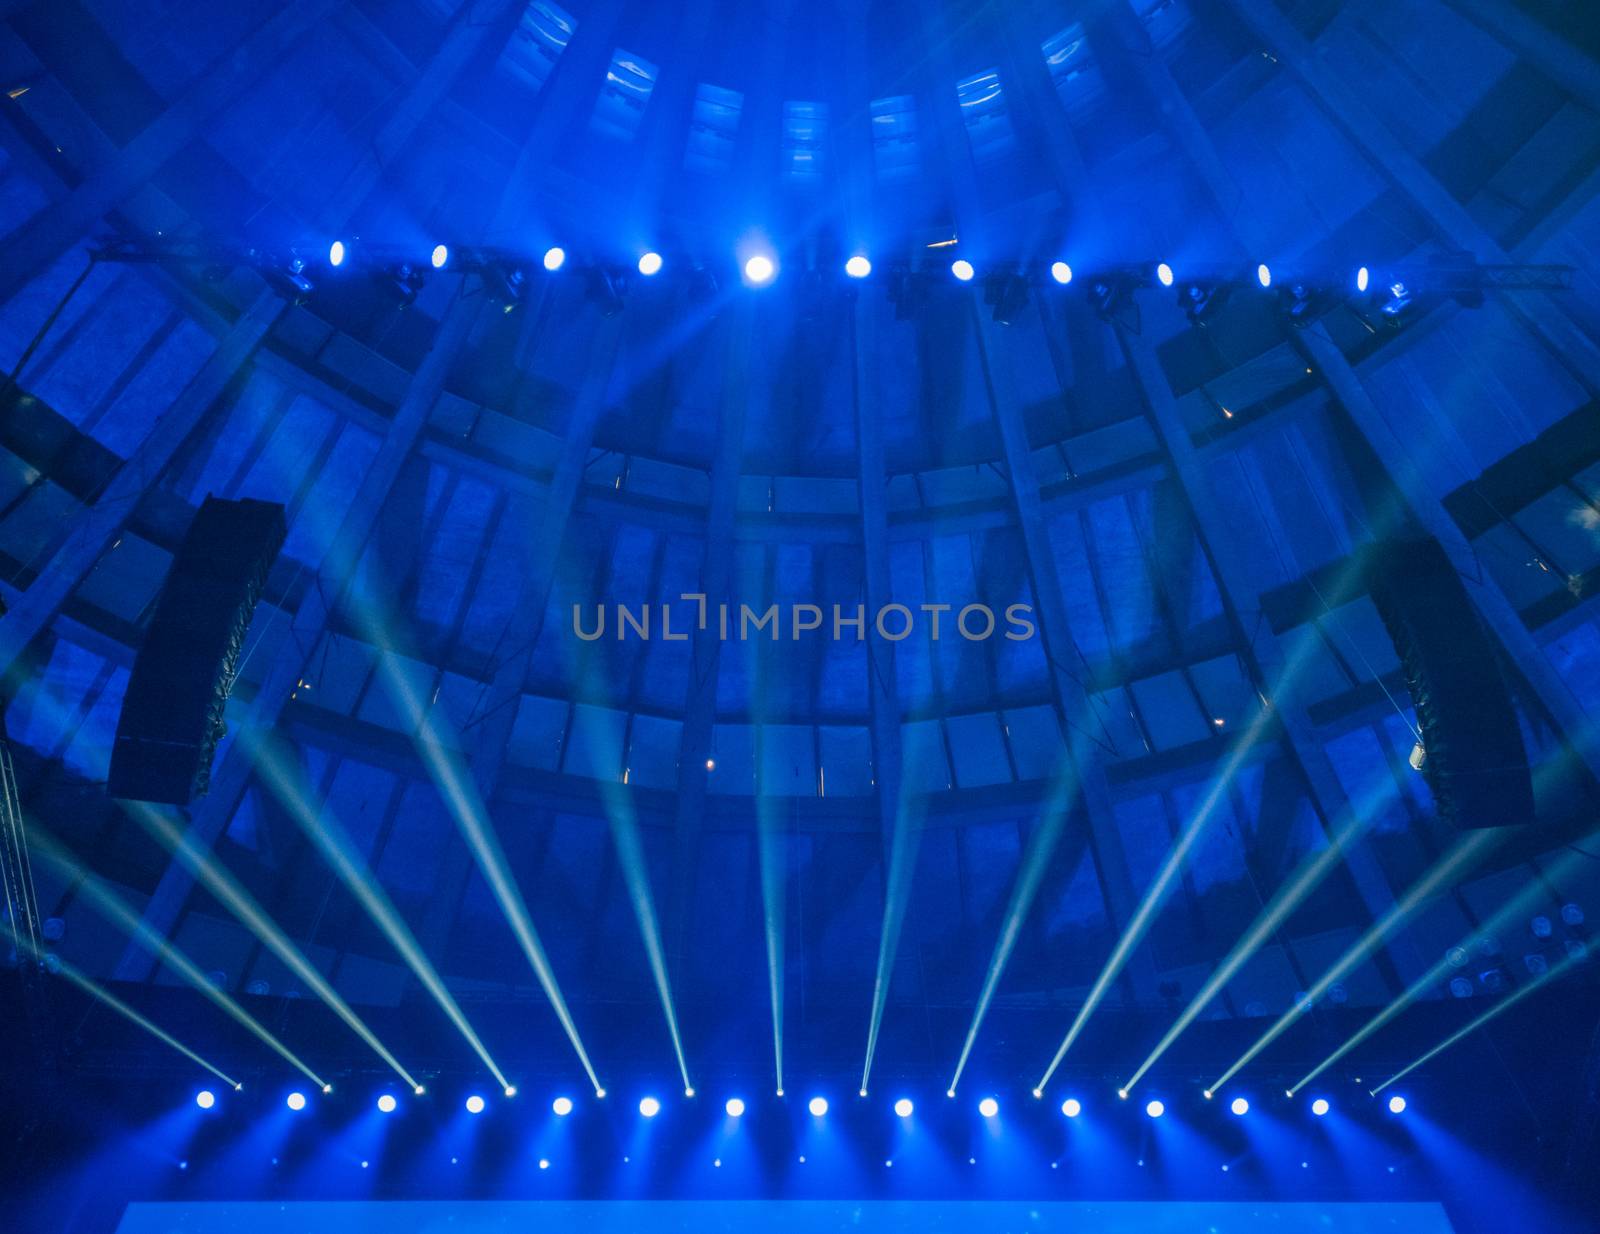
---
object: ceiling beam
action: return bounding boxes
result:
[1439,0,1600,117]
[0,0,342,306]
[1219,0,1600,394]
[113,0,629,980]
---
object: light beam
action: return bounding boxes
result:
[1208,829,1501,1095]
[124,800,419,1089]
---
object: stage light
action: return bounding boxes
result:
[287,1092,307,1111]
[414,1085,425,1096]
[895,1098,914,1118]
[1050,261,1072,285]
[431,244,448,270]
[951,259,975,282]
[846,255,871,278]
[329,240,347,267]
[1388,1095,1407,1114]
[1145,1100,1165,1119]
[685,1088,696,1098]
[377,1094,397,1113]
[1062,1098,1081,1118]
[466,1095,486,1114]
[639,1097,661,1118]
[1230,1097,1249,1116]
[195,1090,215,1110]
[505,1086,518,1098]
[1256,264,1272,288]
[1311,1098,1330,1116]
[725,1097,745,1118]
[979,1097,999,1118]
[638,252,663,276]
[1356,266,1370,293]
[744,254,775,284]
[543,247,566,272]
[538,1159,550,1171]
[323,1084,333,1094]
[808,1096,828,1117]
[553,1096,574,1116]
[1156,262,1174,287]
[596,1089,606,1099]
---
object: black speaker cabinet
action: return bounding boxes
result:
[107,497,286,805]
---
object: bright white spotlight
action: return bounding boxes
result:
[1311,1098,1330,1117]
[538,1158,550,1171]
[725,1097,746,1118]
[431,244,449,270]
[1050,261,1073,285]
[951,259,975,282]
[505,1086,518,1098]
[978,1097,999,1118]
[1145,1099,1165,1119]
[414,1085,426,1096]
[1061,1098,1081,1118]
[195,1090,215,1110]
[894,1098,914,1118]
[553,1096,574,1117]
[1388,1095,1407,1114]
[1230,1097,1249,1116]
[639,1096,661,1118]
[1356,266,1371,293]
[465,1095,486,1114]
[685,1088,695,1099]
[1156,263,1174,287]
[328,241,346,268]
[377,1094,397,1114]
[808,1096,828,1117]
[845,255,872,279]
[286,1091,307,1111]
[1256,264,1272,288]
[744,254,775,284]
[638,251,663,276]
[543,247,566,272]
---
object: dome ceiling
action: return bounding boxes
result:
[0,0,1596,1094]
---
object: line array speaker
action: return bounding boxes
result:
[107,497,286,805]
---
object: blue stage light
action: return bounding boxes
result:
[1231,1097,1249,1116]
[1156,263,1174,287]
[744,254,776,284]
[543,247,566,272]
[894,1098,914,1118]
[951,259,975,282]
[1256,264,1272,288]
[846,255,872,279]
[1061,1098,1081,1118]
[431,244,448,270]
[377,1094,397,1113]
[328,241,347,268]
[1356,266,1370,293]
[538,1158,550,1170]
[1050,261,1073,285]
[638,252,663,276]
[725,1098,745,1118]
[1145,1099,1165,1119]
[979,1097,999,1118]
[1311,1098,1330,1117]
[195,1090,215,1110]
[808,1096,828,1117]
[465,1095,486,1115]
[1388,1095,1407,1114]
[552,1096,573,1116]
[639,1096,661,1118]
[287,1091,307,1111]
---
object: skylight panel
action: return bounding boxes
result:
[955,68,1015,164]
[870,94,919,182]
[685,83,743,173]
[782,101,828,181]
[592,48,658,140]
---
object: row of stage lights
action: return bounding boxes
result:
[193,1086,1409,1120]
[320,237,1382,299]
